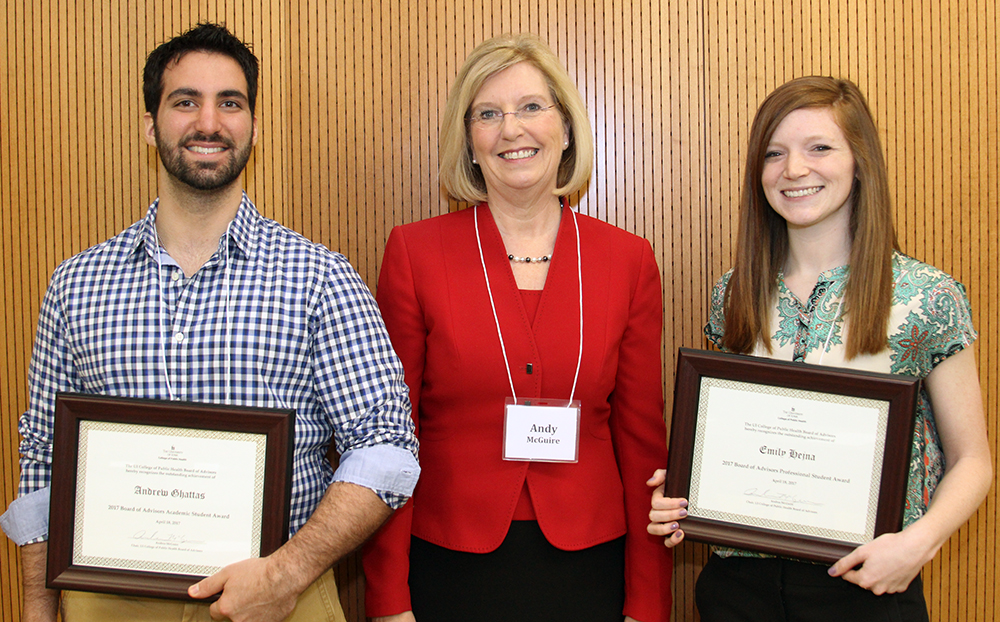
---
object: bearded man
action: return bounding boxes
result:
[2,23,418,622]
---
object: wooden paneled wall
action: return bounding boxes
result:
[1,1,996,620]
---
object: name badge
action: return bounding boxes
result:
[502,398,581,463]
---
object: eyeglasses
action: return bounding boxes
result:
[468,103,557,127]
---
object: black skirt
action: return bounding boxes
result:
[408,520,625,622]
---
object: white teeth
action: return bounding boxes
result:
[189,146,225,154]
[499,149,538,160]
[783,186,822,198]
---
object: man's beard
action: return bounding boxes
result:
[155,129,253,191]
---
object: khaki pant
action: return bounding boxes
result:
[62,568,347,622]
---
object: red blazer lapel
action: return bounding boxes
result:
[473,204,543,397]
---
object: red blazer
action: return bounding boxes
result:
[364,205,672,621]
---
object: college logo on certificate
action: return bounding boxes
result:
[47,394,294,601]
[665,349,919,563]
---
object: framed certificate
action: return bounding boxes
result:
[47,393,294,600]
[665,348,919,563]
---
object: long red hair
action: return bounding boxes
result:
[723,76,898,359]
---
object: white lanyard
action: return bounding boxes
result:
[153,220,234,404]
[474,204,584,402]
[817,298,843,365]
[816,263,910,364]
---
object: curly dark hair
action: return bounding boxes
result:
[143,22,258,118]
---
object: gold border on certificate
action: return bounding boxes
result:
[72,421,268,576]
[689,378,889,544]
[47,393,294,601]
[664,349,919,563]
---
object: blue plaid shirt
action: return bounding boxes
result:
[3,195,419,546]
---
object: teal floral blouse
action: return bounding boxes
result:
[705,251,977,557]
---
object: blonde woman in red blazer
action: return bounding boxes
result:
[364,34,672,622]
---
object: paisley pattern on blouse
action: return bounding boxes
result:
[705,252,977,559]
[773,267,847,362]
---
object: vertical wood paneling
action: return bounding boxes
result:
[1,0,21,618]
[1,2,997,621]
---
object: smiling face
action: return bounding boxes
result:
[762,107,856,234]
[468,62,569,201]
[144,51,258,192]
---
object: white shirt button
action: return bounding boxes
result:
[173,332,185,343]
[172,272,182,282]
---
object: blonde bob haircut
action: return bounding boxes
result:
[439,33,594,204]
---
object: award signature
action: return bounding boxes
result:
[131,530,203,545]
[743,488,823,507]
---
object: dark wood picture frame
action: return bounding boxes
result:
[665,348,920,563]
[47,393,294,601]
